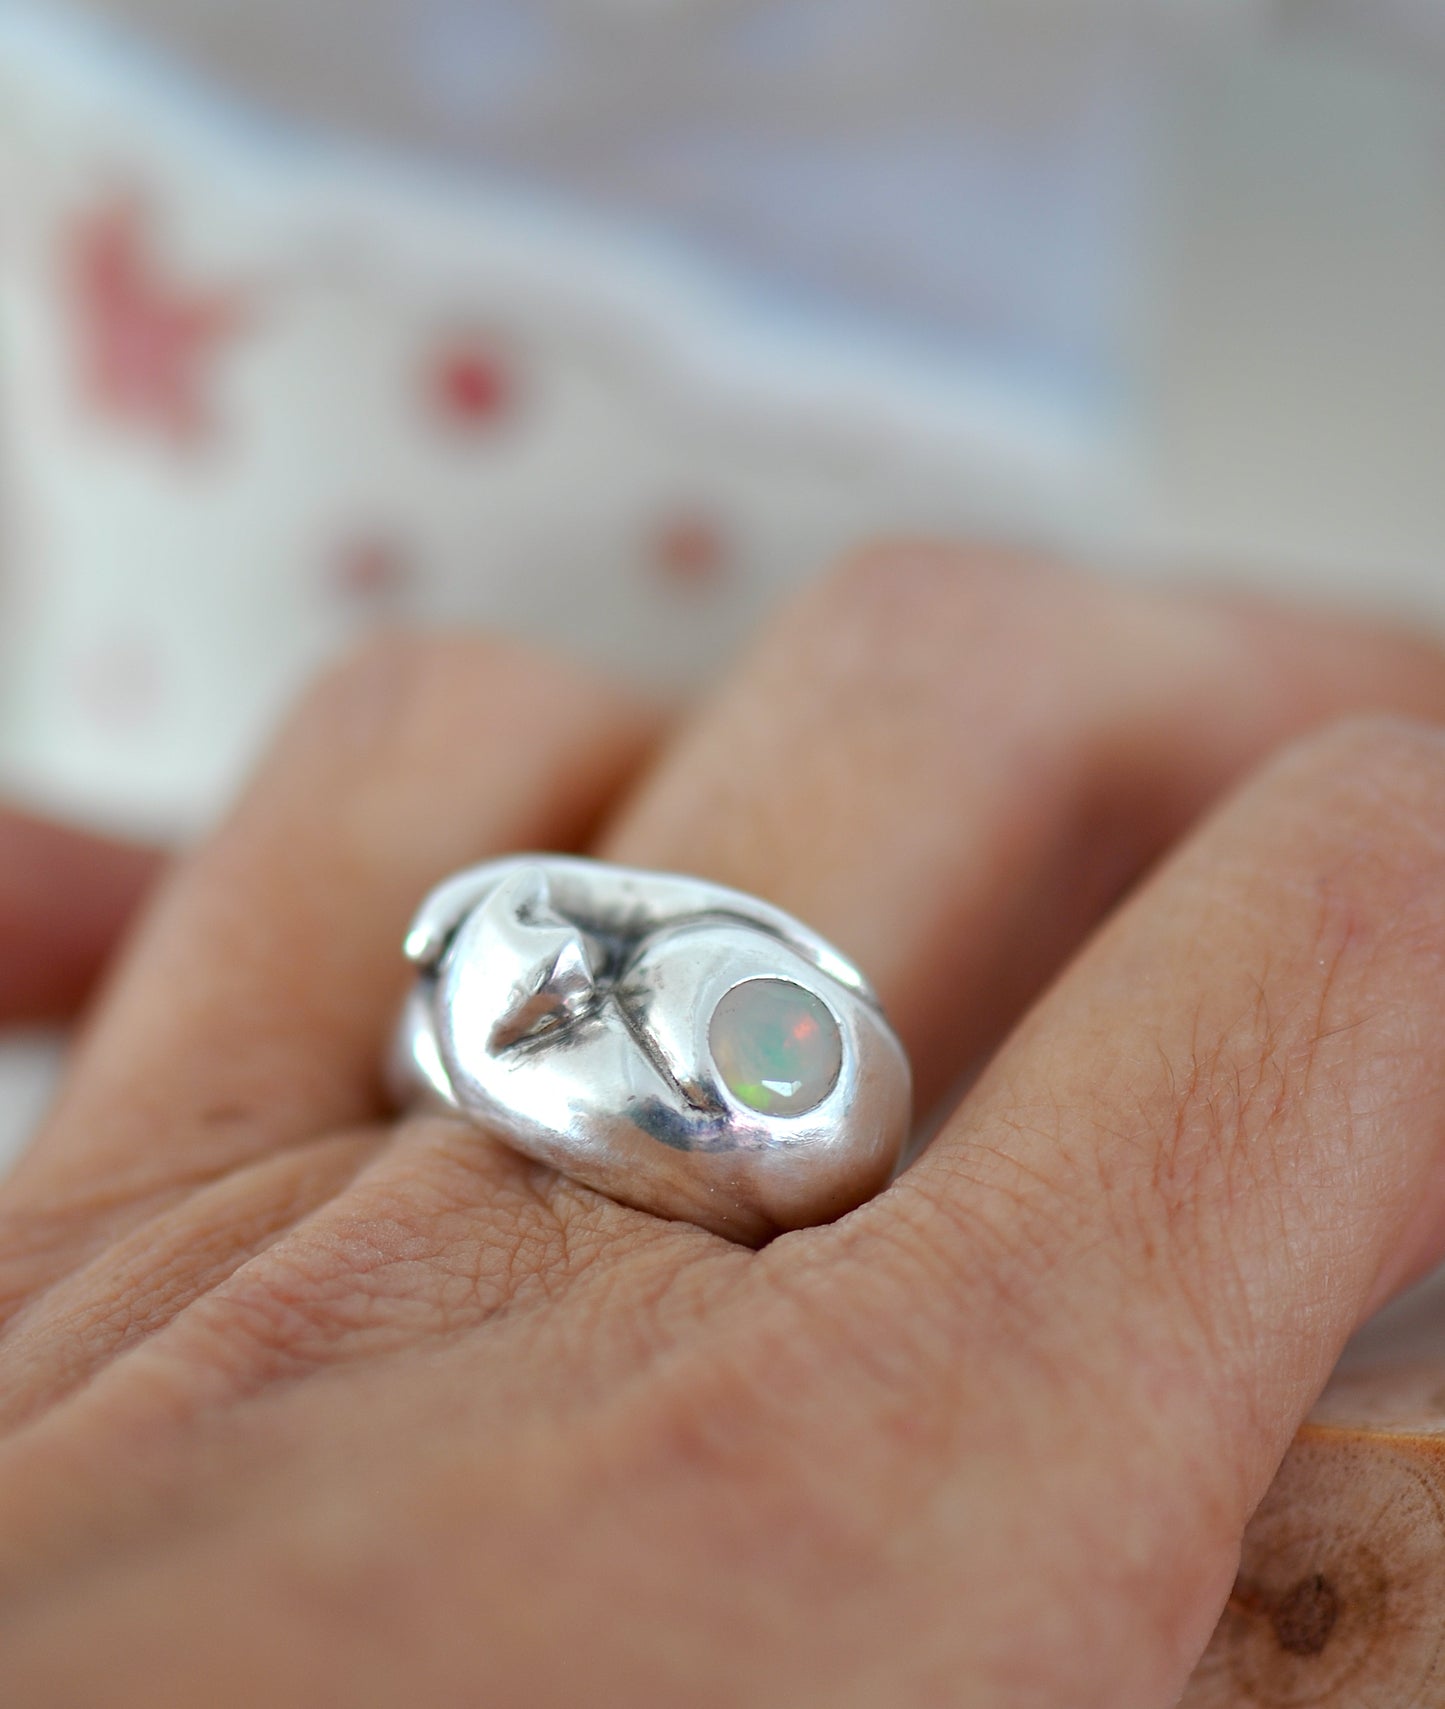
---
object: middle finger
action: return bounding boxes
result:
[601,549,1445,1112]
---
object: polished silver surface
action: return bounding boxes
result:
[390,855,912,1245]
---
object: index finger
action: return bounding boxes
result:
[0,636,657,1294]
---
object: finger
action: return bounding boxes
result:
[818,720,1445,1701]
[601,550,1445,1113]
[14,556,1445,1388]
[0,1129,376,1432]
[227,553,1445,1354]
[4,635,657,1241]
[0,809,162,1024]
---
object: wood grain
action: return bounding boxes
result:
[1186,1271,1445,1707]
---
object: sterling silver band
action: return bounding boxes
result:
[390,855,912,1244]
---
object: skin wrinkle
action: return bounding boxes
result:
[2,1121,734,1469]
[1132,955,1366,1384]
[57,1147,704,1424]
[1147,982,1290,1255]
[848,718,1445,1635]
[1090,756,1432,1294]
[0,1147,324,1340]
[0,639,659,1365]
[870,1108,1108,1386]
[371,1132,717,1318]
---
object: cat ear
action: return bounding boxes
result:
[406,860,577,968]
[405,867,511,968]
[484,869,598,1052]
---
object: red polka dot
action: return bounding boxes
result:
[432,343,515,430]
[653,513,730,590]
[331,538,414,605]
[69,196,242,451]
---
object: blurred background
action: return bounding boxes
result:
[0,0,1443,1154]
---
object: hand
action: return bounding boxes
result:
[5,554,1445,1707]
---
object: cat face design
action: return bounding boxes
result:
[396,857,910,1243]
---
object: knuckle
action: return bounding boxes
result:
[819,538,1068,640]
[825,538,985,609]
[796,541,1097,725]
[303,629,441,721]
[295,629,541,744]
[1291,710,1445,787]
[1283,712,1445,817]
[266,629,644,844]
[1270,715,1445,928]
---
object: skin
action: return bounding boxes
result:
[5,551,1445,1705]
[0,807,161,1024]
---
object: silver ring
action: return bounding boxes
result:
[389,855,912,1244]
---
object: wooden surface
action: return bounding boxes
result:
[1186,1270,1445,1706]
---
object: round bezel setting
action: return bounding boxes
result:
[708,977,843,1118]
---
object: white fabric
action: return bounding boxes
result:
[0,0,1138,841]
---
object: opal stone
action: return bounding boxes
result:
[709,978,842,1117]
